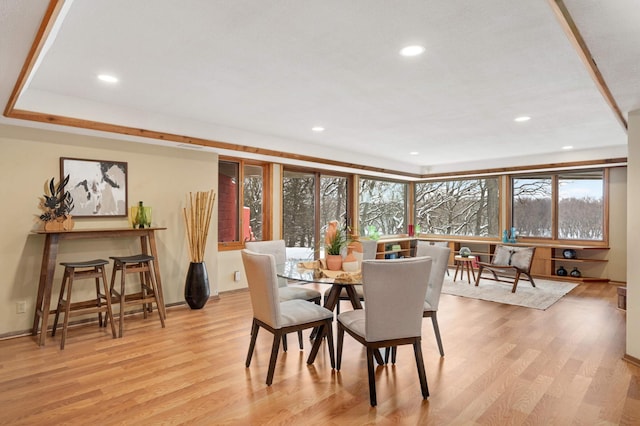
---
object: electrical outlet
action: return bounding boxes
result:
[16,301,26,314]
[234,271,241,282]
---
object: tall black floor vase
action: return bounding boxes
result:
[185,261,210,309]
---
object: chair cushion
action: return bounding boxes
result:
[337,309,366,338]
[492,246,534,271]
[279,299,333,327]
[279,286,321,302]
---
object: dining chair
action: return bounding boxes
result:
[385,242,451,363]
[245,240,322,350]
[323,238,377,314]
[241,249,335,386]
[336,257,432,406]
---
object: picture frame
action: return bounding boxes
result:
[60,157,128,217]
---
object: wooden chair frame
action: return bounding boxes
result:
[475,246,536,293]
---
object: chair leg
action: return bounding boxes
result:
[282,334,288,352]
[511,271,521,293]
[366,347,377,407]
[246,319,259,367]
[413,339,430,399]
[100,266,117,339]
[391,346,397,364]
[52,268,70,337]
[94,270,103,327]
[325,321,335,369]
[60,271,75,350]
[298,330,304,350]
[475,266,483,286]
[384,347,391,364]
[336,323,344,370]
[431,313,444,357]
[146,265,165,328]
[266,330,282,386]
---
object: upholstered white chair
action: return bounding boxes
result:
[245,240,322,350]
[323,238,377,313]
[241,249,335,386]
[386,241,451,363]
[336,257,432,406]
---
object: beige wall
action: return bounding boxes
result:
[0,124,218,337]
[607,166,627,283]
[627,110,640,358]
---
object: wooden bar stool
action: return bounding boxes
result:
[51,259,117,349]
[109,254,166,337]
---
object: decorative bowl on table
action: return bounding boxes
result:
[562,249,577,259]
[459,247,471,257]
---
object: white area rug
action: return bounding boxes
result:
[441,273,578,310]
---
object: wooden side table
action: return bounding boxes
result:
[454,255,476,284]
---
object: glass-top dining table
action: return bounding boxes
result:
[277,260,364,311]
[278,260,386,364]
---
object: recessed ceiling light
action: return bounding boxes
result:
[562,145,573,150]
[311,126,325,132]
[514,116,530,122]
[97,74,118,83]
[409,151,420,156]
[399,45,425,57]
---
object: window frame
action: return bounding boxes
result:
[357,175,409,238]
[413,176,502,240]
[217,157,272,252]
[508,168,609,245]
[281,166,353,259]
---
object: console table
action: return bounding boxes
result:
[31,227,167,346]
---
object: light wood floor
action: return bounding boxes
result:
[1,280,638,425]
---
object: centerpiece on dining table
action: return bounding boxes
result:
[324,220,346,271]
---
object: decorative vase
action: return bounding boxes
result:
[563,249,577,259]
[570,267,581,278]
[556,266,568,276]
[130,201,152,228]
[342,245,359,272]
[326,254,343,271]
[502,229,509,243]
[459,247,471,258]
[184,261,210,309]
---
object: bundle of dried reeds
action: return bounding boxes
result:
[183,190,216,262]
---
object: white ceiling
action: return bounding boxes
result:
[1,0,638,178]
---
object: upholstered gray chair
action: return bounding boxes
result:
[430,241,451,276]
[323,238,377,314]
[475,245,536,292]
[245,240,322,350]
[336,257,432,406]
[386,241,451,363]
[241,249,335,386]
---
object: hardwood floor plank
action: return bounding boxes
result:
[0,281,639,424]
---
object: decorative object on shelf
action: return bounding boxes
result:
[509,227,517,243]
[325,220,346,271]
[563,249,577,259]
[459,247,472,258]
[60,157,128,217]
[502,229,509,243]
[183,190,216,309]
[556,266,568,276]
[130,201,152,228]
[39,175,75,231]
[570,267,581,278]
[408,224,414,237]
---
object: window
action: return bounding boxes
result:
[218,159,268,248]
[511,169,605,241]
[282,169,349,259]
[558,170,604,240]
[358,178,407,237]
[512,177,552,238]
[415,178,500,237]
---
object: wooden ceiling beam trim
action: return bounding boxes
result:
[3,0,64,116]
[549,0,628,131]
[6,108,422,179]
